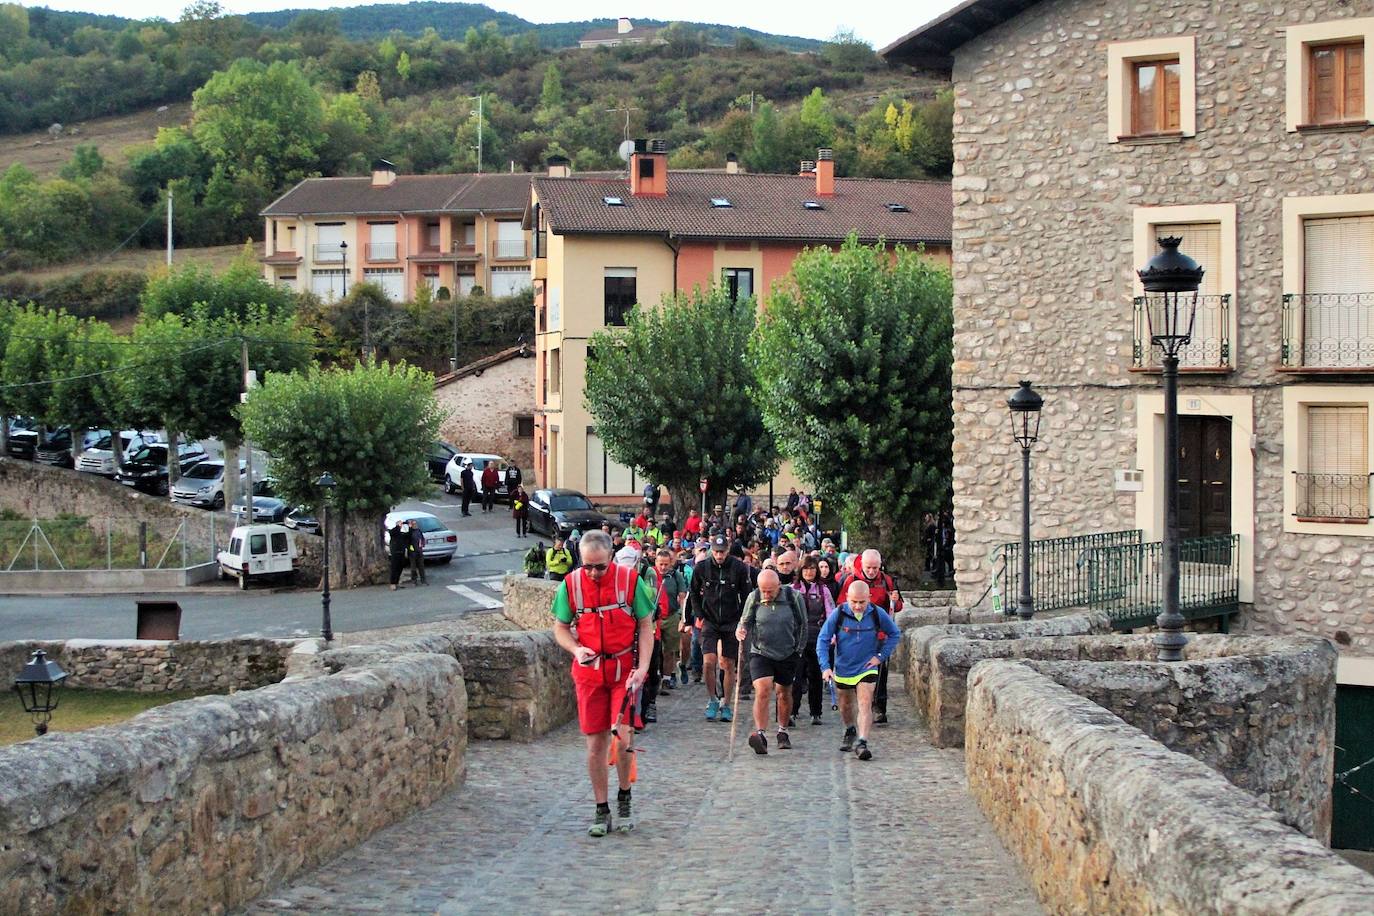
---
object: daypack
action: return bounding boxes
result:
[746,586,804,624]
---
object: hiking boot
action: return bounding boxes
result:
[840,726,857,752]
[776,730,792,750]
[855,739,873,761]
[705,697,720,721]
[719,704,733,723]
[615,791,634,833]
[811,715,823,726]
[643,703,657,723]
[588,806,612,837]
[874,711,889,725]
[748,730,768,755]
[678,663,689,683]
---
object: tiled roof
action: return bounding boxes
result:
[580,25,660,41]
[880,0,1044,73]
[261,172,533,217]
[433,343,533,389]
[533,172,951,245]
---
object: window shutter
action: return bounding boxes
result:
[1304,216,1374,295]
[1163,63,1181,131]
[1345,44,1365,119]
[1312,47,1340,123]
[1308,406,1368,475]
[1156,222,1221,295]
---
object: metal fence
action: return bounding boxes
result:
[1134,294,1232,369]
[1293,471,1373,520]
[0,516,222,572]
[1080,534,1240,628]
[995,529,1143,613]
[1282,292,1374,368]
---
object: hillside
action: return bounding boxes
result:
[0,103,190,180]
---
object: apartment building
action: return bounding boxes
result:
[885,1,1374,842]
[259,160,535,302]
[578,18,663,48]
[527,144,952,498]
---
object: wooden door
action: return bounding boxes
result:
[1176,416,1231,539]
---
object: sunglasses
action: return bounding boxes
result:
[584,562,609,572]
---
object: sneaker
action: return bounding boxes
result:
[615,792,634,833]
[855,739,873,761]
[705,697,720,721]
[811,715,823,726]
[678,663,689,683]
[719,704,733,723]
[643,703,657,723]
[588,806,612,837]
[875,711,889,725]
[662,676,675,691]
[776,730,792,750]
[748,730,768,755]
[840,726,857,753]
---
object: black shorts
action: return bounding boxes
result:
[698,624,739,661]
[834,672,879,691]
[749,653,797,686]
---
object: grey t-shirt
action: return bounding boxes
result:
[740,589,807,661]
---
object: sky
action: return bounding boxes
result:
[22,0,959,49]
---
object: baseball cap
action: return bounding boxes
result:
[711,534,728,550]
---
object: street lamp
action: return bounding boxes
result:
[317,471,337,644]
[1138,236,1205,662]
[13,649,68,736]
[338,240,348,299]
[1007,380,1043,621]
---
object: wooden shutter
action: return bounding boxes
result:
[1133,63,1157,135]
[1312,46,1340,123]
[1308,406,1368,475]
[1304,216,1374,295]
[1346,44,1365,120]
[1163,62,1181,131]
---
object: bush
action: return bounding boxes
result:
[0,270,146,321]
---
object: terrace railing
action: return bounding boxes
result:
[1282,293,1374,369]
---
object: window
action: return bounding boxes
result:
[1284,385,1374,534]
[426,222,441,250]
[1281,193,1374,368]
[271,532,288,553]
[603,196,625,206]
[277,275,296,291]
[1132,205,1237,370]
[1309,41,1364,125]
[458,273,476,296]
[549,347,561,394]
[710,198,732,208]
[250,534,267,556]
[367,222,398,261]
[1131,59,1182,136]
[514,415,535,438]
[723,267,754,303]
[885,203,909,212]
[490,266,532,296]
[363,268,404,301]
[605,268,637,326]
[803,200,825,211]
[638,157,655,179]
[310,269,347,301]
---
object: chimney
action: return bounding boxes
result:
[725,152,740,175]
[546,155,571,178]
[629,138,668,197]
[799,159,816,176]
[370,158,397,188]
[618,17,633,34]
[815,148,834,197]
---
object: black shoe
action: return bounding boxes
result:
[776,730,792,750]
[855,739,873,761]
[748,730,768,755]
[874,711,889,725]
[615,791,634,833]
[811,715,822,726]
[840,726,856,753]
[643,703,657,723]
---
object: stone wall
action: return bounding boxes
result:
[433,351,534,472]
[946,0,1374,660]
[0,653,466,914]
[0,457,213,524]
[964,661,1374,914]
[502,573,559,630]
[0,638,295,693]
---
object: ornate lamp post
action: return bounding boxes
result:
[317,471,337,644]
[13,649,68,736]
[1007,380,1044,621]
[338,240,348,298]
[1138,236,1204,662]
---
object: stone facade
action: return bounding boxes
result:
[0,653,466,914]
[501,573,560,630]
[0,639,295,693]
[433,348,534,472]
[945,0,1374,665]
[965,661,1374,914]
[0,457,212,523]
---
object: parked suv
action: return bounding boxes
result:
[34,428,105,468]
[442,452,513,501]
[5,417,38,460]
[169,459,244,509]
[115,442,208,495]
[76,430,161,476]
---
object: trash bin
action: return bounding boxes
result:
[136,601,182,640]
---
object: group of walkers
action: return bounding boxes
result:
[548,503,907,837]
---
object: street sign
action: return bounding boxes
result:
[699,478,708,493]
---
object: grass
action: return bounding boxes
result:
[3,242,252,285]
[0,102,192,180]
[0,687,212,746]
[0,512,196,571]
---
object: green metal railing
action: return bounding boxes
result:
[1082,533,1240,629]
[995,529,1143,613]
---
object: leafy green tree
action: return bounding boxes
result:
[395,49,411,82]
[240,361,445,586]
[538,61,564,110]
[751,237,953,568]
[49,318,125,464]
[584,285,778,517]
[0,304,72,433]
[141,260,295,322]
[59,144,105,181]
[747,101,785,173]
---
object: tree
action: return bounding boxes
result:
[141,260,296,323]
[49,318,124,464]
[751,237,953,570]
[59,144,105,181]
[240,361,445,587]
[0,305,71,433]
[747,102,785,173]
[538,61,564,111]
[584,285,778,519]
[395,50,411,82]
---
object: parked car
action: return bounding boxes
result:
[283,506,321,535]
[169,459,245,509]
[75,430,161,476]
[230,495,288,523]
[115,442,209,495]
[442,452,513,501]
[34,428,105,468]
[5,417,38,460]
[428,440,458,482]
[527,488,620,538]
[381,510,458,563]
[217,524,298,590]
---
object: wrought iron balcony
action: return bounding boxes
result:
[366,242,398,261]
[1282,293,1374,369]
[1293,471,1373,520]
[1132,294,1231,369]
[313,243,346,263]
[490,238,529,260]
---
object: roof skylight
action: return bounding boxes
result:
[710,198,733,208]
[885,202,910,212]
[603,196,625,206]
[803,200,825,210]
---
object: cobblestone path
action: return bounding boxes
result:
[246,678,1040,915]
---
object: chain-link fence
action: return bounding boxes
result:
[0,515,223,571]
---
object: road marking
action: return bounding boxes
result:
[447,584,503,609]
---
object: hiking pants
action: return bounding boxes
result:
[690,628,704,676]
[642,637,664,707]
[409,549,426,584]
[792,642,823,718]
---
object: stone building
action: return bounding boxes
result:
[433,344,535,472]
[883,0,1374,824]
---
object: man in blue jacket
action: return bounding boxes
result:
[817,580,902,761]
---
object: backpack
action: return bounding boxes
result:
[747,586,804,621]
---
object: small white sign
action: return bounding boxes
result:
[1115,469,1144,492]
[1185,398,1201,411]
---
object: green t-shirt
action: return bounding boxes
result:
[552,568,657,624]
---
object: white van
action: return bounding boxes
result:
[217,524,298,589]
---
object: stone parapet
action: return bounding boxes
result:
[0,638,296,693]
[965,661,1374,914]
[502,574,559,630]
[0,653,467,914]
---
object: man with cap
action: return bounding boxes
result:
[687,533,753,723]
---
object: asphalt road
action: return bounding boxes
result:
[0,487,539,641]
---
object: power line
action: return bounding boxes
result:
[0,338,238,392]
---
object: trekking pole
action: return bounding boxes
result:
[608,686,639,783]
[726,635,746,761]
[828,638,838,710]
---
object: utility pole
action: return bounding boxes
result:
[606,105,640,142]
[166,191,173,266]
[750,90,755,115]
[469,94,483,173]
[241,337,254,519]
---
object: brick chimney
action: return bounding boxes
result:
[725,152,740,175]
[629,139,668,197]
[370,158,397,188]
[546,154,571,178]
[618,17,633,34]
[815,148,835,197]
[799,159,816,176]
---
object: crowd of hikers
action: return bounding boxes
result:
[545,487,929,837]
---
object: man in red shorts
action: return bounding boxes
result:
[551,529,656,837]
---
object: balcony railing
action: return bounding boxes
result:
[1293,471,1373,520]
[1282,293,1374,368]
[995,529,1143,613]
[1133,294,1231,369]
[366,242,398,261]
[491,238,529,260]
[535,230,547,258]
[313,243,346,263]
[1080,534,1240,629]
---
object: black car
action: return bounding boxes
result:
[6,427,38,460]
[114,443,208,495]
[428,441,458,483]
[33,428,77,468]
[527,488,620,538]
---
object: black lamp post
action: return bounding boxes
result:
[14,649,68,736]
[1007,380,1044,621]
[1138,236,1205,662]
[317,471,337,643]
[338,240,348,298]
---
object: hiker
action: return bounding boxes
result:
[459,459,477,516]
[550,530,656,836]
[736,569,807,755]
[387,519,409,590]
[642,481,660,518]
[653,548,687,691]
[818,580,901,761]
[639,549,684,724]
[408,518,428,586]
[838,549,904,724]
[524,540,547,578]
[687,533,753,723]
[792,554,836,725]
[546,535,574,581]
[504,462,522,494]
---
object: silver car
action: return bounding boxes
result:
[382,511,458,563]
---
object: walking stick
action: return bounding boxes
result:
[608,685,639,783]
[726,633,746,761]
[828,638,838,710]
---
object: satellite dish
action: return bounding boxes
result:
[617,139,635,162]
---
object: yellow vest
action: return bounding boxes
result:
[546,547,573,574]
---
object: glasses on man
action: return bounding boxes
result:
[584,562,609,572]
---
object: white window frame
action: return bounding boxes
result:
[1283,385,1374,535]
[1285,18,1374,132]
